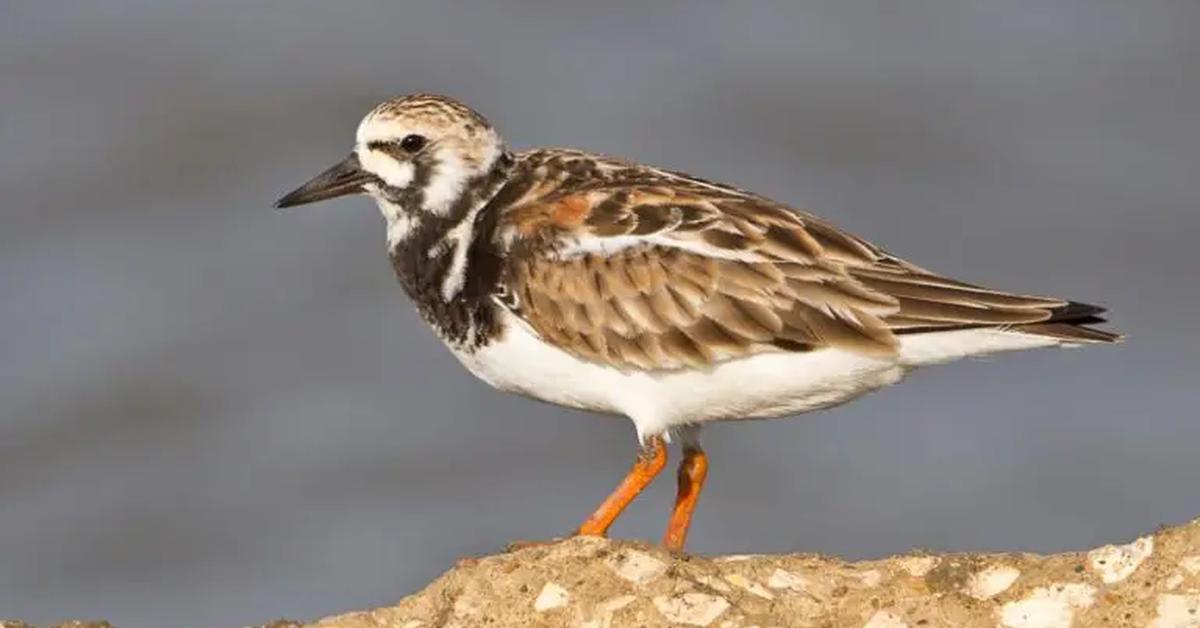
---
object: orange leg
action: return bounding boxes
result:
[576,435,668,537]
[663,444,709,552]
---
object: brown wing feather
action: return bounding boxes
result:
[495,149,1116,371]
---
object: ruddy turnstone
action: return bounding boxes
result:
[276,94,1120,552]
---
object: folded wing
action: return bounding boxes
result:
[492,150,1117,371]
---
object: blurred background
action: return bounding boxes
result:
[3,1,1199,626]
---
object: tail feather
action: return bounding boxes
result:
[891,298,1123,344]
[1047,300,1107,323]
[1012,321,1122,344]
[1016,300,1122,344]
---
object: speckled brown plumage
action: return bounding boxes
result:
[490,149,1117,371]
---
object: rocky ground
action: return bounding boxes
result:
[7,516,1200,628]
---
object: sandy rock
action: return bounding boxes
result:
[532,582,570,611]
[0,623,116,628]
[14,517,1200,627]
[293,516,1200,628]
[1088,535,1154,584]
[966,564,1022,601]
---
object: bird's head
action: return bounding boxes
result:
[276,94,508,241]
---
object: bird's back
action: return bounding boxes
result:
[480,148,1118,375]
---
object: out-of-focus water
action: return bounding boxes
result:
[2,2,1198,626]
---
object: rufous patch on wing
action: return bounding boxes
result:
[551,194,593,228]
[511,192,595,237]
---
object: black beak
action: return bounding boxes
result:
[274,153,374,209]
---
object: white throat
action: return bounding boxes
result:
[369,191,418,249]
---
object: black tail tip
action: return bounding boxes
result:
[1053,301,1108,324]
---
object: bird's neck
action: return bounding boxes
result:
[384,152,514,349]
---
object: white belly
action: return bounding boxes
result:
[451,312,1059,441]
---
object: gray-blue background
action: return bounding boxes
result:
[3,2,1198,626]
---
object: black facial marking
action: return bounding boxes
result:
[385,151,515,349]
[375,153,436,208]
[369,140,419,163]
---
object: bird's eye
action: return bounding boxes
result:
[398,134,427,153]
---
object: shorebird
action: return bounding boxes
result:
[276,94,1119,552]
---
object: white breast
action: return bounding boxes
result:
[449,311,1060,441]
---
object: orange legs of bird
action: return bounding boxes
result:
[577,435,668,537]
[573,432,710,553]
[663,443,709,552]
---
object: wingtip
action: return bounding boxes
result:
[1053,301,1108,322]
[1016,321,1124,344]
